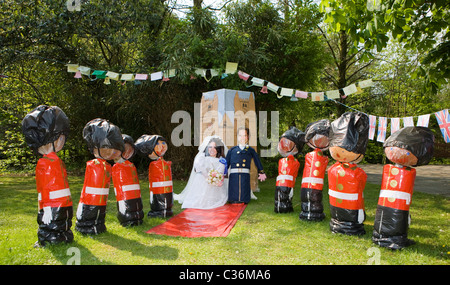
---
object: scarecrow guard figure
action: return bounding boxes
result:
[275,127,305,213]
[327,112,369,235]
[22,105,73,247]
[112,134,144,227]
[76,118,124,235]
[372,126,434,250]
[299,119,331,222]
[135,134,173,218]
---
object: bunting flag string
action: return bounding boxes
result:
[329,97,448,143]
[1,49,448,143]
[65,60,375,101]
[64,59,449,143]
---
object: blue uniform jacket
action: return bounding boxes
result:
[226,145,264,203]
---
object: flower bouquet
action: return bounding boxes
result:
[206,168,224,187]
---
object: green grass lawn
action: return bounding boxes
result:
[0,173,448,265]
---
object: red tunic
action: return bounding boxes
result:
[301,149,329,190]
[35,152,72,209]
[377,164,416,211]
[276,155,300,188]
[79,158,111,206]
[148,158,173,195]
[112,160,141,201]
[327,162,366,211]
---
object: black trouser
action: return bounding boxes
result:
[37,206,73,246]
[299,188,325,221]
[372,205,413,250]
[117,198,144,226]
[274,186,293,213]
[75,204,107,235]
[329,205,366,235]
[148,192,173,218]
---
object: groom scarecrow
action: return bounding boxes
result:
[226,127,266,203]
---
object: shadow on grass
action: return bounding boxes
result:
[98,231,179,261]
[46,241,116,265]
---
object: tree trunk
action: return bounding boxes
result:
[337,30,348,116]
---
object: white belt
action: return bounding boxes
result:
[152,181,173,188]
[121,184,140,191]
[277,175,294,181]
[302,177,324,184]
[230,168,250,174]
[379,190,411,205]
[49,188,71,199]
[85,186,109,195]
[329,189,358,201]
[38,188,71,200]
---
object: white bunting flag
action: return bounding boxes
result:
[391,118,400,135]
[368,115,376,140]
[326,90,340,99]
[417,114,430,127]
[403,116,414,127]
[358,79,374,88]
[280,88,294,97]
[343,84,358,95]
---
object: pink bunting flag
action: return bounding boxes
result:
[135,74,148,80]
[74,71,82,79]
[391,118,400,135]
[417,114,430,127]
[260,86,268,94]
[377,116,387,143]
[295,90,308,99]
[238,71,250,81]
[435,109,450,143]
[368,115,376,140]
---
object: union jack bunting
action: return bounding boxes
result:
[435,109,450,143]
[403,116,414,127]
[377,116,387,143]
[391,118,400,135]
[368,115,376,140]
[417,114,430,127]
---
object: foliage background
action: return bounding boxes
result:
[0,0,448,177]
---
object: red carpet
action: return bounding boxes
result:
[146,203,247,237]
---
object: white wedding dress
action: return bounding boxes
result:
[174,136,229,209]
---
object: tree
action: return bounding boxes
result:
[0,0,330,173]
[320,0,449,92]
